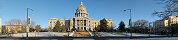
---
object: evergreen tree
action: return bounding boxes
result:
[35,25,41,32]
[95,25,100,31]
[61,25,66,32]
[118,21,126,32]
[53,21,65,32]
[100,18,108,32]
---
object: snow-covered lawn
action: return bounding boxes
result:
[145,37,178,40]
[0,32,164,37]
[89,32,93,36]
[0,32,74,37]
[96,32,164,37]
[105,37,178,40]
[122,33,164,36]
[96,32,126,36]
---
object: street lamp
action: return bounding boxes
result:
[149,22,152,37]
[124,9,132,37]
[26,8,34,38]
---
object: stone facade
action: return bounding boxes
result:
[48,2,113,32]
[153,20,168,28]
[154,16,178,28]
[2,25,27,34]
[153,16,178,32]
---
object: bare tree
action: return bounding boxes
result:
[153,0,178,18]
[6,19,37,27]
[5,19,37,33]
[133,19,149,27]
[6,19,22,25]
[35,25,41,32]
[21,20,36,27]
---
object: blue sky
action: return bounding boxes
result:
[0,0,165,28]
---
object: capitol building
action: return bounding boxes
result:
[48,2,113,32]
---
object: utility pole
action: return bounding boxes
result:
[149,22,152,37]
[26,8,29,38]
[124,9,132,37]
[26,8,33,38]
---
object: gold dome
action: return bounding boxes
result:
[76,2,88,13]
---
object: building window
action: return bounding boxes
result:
[84,27,86,30]
[84,20,86,26]
[78,27,79,29]
[81,27,83,30]
[78,21,83,26]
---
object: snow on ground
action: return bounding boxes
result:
[0,32,164,37]
[89,32,93,36]
[122,33,163,36]
[96,32,163,37]
[69,31,75,36]
[106,37,178,40]
[144,37,178,40]
[96,32,126,36]
[0,32,74,37]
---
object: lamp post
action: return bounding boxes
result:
[124,9,132,37]
[26,8,33,38]
[67,30,69,37]
[149,22,152,37]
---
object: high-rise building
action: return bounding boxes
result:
[48,2,113,32]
